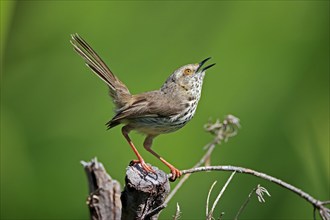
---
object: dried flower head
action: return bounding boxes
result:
[256,184,271,203]
[204,115,241,144]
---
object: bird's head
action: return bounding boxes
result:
[161,57,215,94]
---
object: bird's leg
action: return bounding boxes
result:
[144,135,182,181]
[121,126,154,173]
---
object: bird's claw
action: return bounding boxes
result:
[130,159,155,173]
[169,167,182,182]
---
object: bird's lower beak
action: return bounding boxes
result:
[197,57,216,73]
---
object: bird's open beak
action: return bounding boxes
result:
[196,57,216,73]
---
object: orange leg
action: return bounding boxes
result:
[144,135,182,181]
[122,126,154,173]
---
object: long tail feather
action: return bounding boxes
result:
[70,33,131,108]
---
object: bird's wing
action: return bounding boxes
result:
[107,91,185,129]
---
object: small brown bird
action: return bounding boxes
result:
[70,34,215,181]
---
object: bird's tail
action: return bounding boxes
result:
[70,33,131,108]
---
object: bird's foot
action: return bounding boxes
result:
[130,159,155,173]
[169,166,182,182]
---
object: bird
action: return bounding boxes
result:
[70,33,215,181]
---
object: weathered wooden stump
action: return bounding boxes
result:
[82,158,170,220]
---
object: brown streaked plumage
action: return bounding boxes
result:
[70,33,215,181]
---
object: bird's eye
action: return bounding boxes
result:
[184,68,192,75]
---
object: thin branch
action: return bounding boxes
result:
[206,181,218,216]
[180,165,330,220]
[207,172,236,219]
[145,205,167,219]
[173,203,181,220]
[234,186,257,220]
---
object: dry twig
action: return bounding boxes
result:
[172,203,181,220]
[180,165,329,220]
[206,181,218,216]
[207,172,236,219]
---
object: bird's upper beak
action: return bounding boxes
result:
[196,57,216,73]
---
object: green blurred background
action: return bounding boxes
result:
[1,1,329,219]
